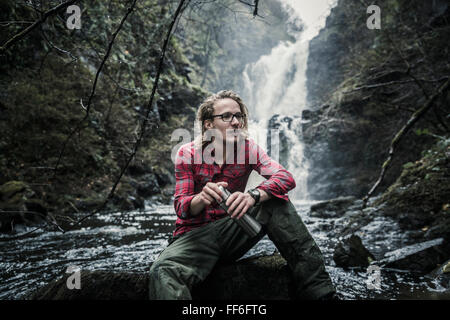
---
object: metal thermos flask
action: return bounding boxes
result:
[217,185,262,238]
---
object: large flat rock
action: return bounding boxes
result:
[375,238,450,273]
[27,254,293,300]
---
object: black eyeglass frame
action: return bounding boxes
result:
[209,112,246,122]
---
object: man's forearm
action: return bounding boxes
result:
[189,194,206,216]
[258,188,271,203]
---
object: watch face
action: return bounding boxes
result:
[249,189,259,201]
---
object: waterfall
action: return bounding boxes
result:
[241,0,336,200]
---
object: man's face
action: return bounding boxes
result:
[204,98,243,145]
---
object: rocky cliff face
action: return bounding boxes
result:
[303,0,450,200]
[373,138,450,239]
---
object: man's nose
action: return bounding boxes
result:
[231,116,240,126]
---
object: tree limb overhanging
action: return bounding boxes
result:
[354,0,449,208]
[71,0,190,227]
[237,0,260,17]
[0,1,140,241]
[345,76,449,93]
[53,0,138,176]
[362,78,450,208]
[253,0,259,17]
[0,0,80,53]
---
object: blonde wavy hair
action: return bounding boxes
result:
[194,90,249,148]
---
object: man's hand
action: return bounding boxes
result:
[226,191,256,220]
[190,181,228,215]
[199,181,228,206]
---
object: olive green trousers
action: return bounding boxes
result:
[148,199,335,300]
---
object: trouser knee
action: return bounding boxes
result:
[149,260,195,300]
[254,198,298,227]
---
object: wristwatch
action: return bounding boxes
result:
[247,188,260,205]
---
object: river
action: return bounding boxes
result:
[1,200,447,300]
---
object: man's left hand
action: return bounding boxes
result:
[226,191,256,220]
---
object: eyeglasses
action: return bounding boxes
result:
[210,112,246,122]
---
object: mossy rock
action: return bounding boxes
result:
[28,254,294,300]
[0,181,34,203]
[373,140,450,237]
[0,181,48,232]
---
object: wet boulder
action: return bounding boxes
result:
[309,196,357,218]
[373,139,450,239]
[333,234,376,268]
[135,174,160,198]
[28,254,294,300]
[154,167,175,188]
[110,192,145,211]
[74,197,104,212]
[0,181,48,232]
[375,238,450,274]
[127,163,163,198]
[426,259,450,290]
[193,254,292,300]
[127,163,153,177]
[28,271,149,300]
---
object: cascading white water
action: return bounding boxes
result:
[242,0,337,200]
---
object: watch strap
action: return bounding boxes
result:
[247,188,260,205]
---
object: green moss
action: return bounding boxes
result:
[403,162,415,169]
[0,181,28,198]
[374,139,450,222]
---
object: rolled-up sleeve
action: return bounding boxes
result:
[251,142,296,201]
[174,145,195,219]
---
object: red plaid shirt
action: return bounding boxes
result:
[173,138,296,237]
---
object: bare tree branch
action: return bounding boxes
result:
[0,21,34,26]
[0,0,79,53]
[362,78,450,208]
[384,32,431,99]
[253,0,259,17]
[53,0,138,176]
[73,0,189,227]
[237,0,260,17]
[39,27,78,63]
[0,210,64,232]
[345,76,449,93]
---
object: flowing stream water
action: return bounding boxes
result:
[1,201,446,299]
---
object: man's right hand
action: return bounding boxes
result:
[190,181,228,215]
[199,181,229,206]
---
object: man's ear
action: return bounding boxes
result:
[204,120,214,130]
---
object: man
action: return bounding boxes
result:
[149,90,336,300]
